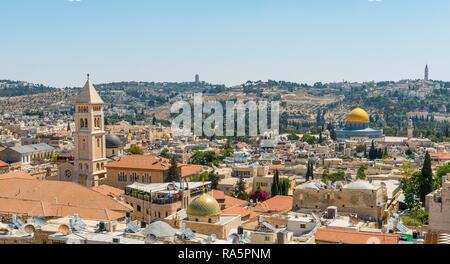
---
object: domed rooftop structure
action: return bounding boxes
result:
[343,180,378,190]
[106,134,123,148]
[297,182,324,191]
[347,108,370,124]
[187,193,221,218]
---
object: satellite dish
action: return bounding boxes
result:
[228,234,240,244]
[366,237,381,244]
[145,234,157,244]
[58,224,72,236]
[0,227,10,235]
[23,224,36,234]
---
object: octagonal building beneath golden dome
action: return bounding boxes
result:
[336,107,384,141]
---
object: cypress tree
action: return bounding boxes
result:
[306,161,311,182]
[419,152,434,204]
[271,170,280,197]
[369,141,377,160]
[306,160,314,181]
[166,155,180,182]
[234,176,249,200]
[316,110,322,126]
[377,149,383,159]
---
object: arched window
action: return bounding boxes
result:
[130,173,139,182]
[118,172,127,182]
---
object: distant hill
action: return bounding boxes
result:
[0,80,58,97]
[94,81,226,94]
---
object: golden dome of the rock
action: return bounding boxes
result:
[187,193,221,218]
[347,108,370,124]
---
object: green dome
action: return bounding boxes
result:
[187,194,221,218]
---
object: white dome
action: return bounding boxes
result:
[298,182,323,190]
[344,180,378,190]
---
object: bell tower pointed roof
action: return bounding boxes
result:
[75,74,104,104]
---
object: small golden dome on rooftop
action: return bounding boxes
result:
[347,108,370,124]
[187,193,221,218]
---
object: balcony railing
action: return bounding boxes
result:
[152,197,182,205]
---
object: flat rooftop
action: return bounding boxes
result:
[127,181,210,193]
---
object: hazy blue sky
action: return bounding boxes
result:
[1,0,449,87]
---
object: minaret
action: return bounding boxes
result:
[425,64,429,81]
[73,74,107,187]
[407,118,414,139]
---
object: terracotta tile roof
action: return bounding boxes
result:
[211,190,225,200]
[223,196,247,209]
[269,164,286,171]
[105,155,171,171]
[0,171,34,180]
[222,206,261,221]
[55,130,70,138]
[315,228,400,244]
[221,196,292,222]
[254,196,293,213]
[0,177,131,221]
[92,185,125,198]
[429,152,450,161]
[0,160,8,168]
[212,190,247,209]
[181,165,204,178]
[0,198,124,221]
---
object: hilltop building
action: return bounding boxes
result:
[336,108,384,141]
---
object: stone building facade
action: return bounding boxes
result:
[426,174,450,234]
[293,181,387,222]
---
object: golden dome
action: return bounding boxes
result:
[347,108,370,123]
[187,194,221,218]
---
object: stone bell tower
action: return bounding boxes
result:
[73,74,107,187]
